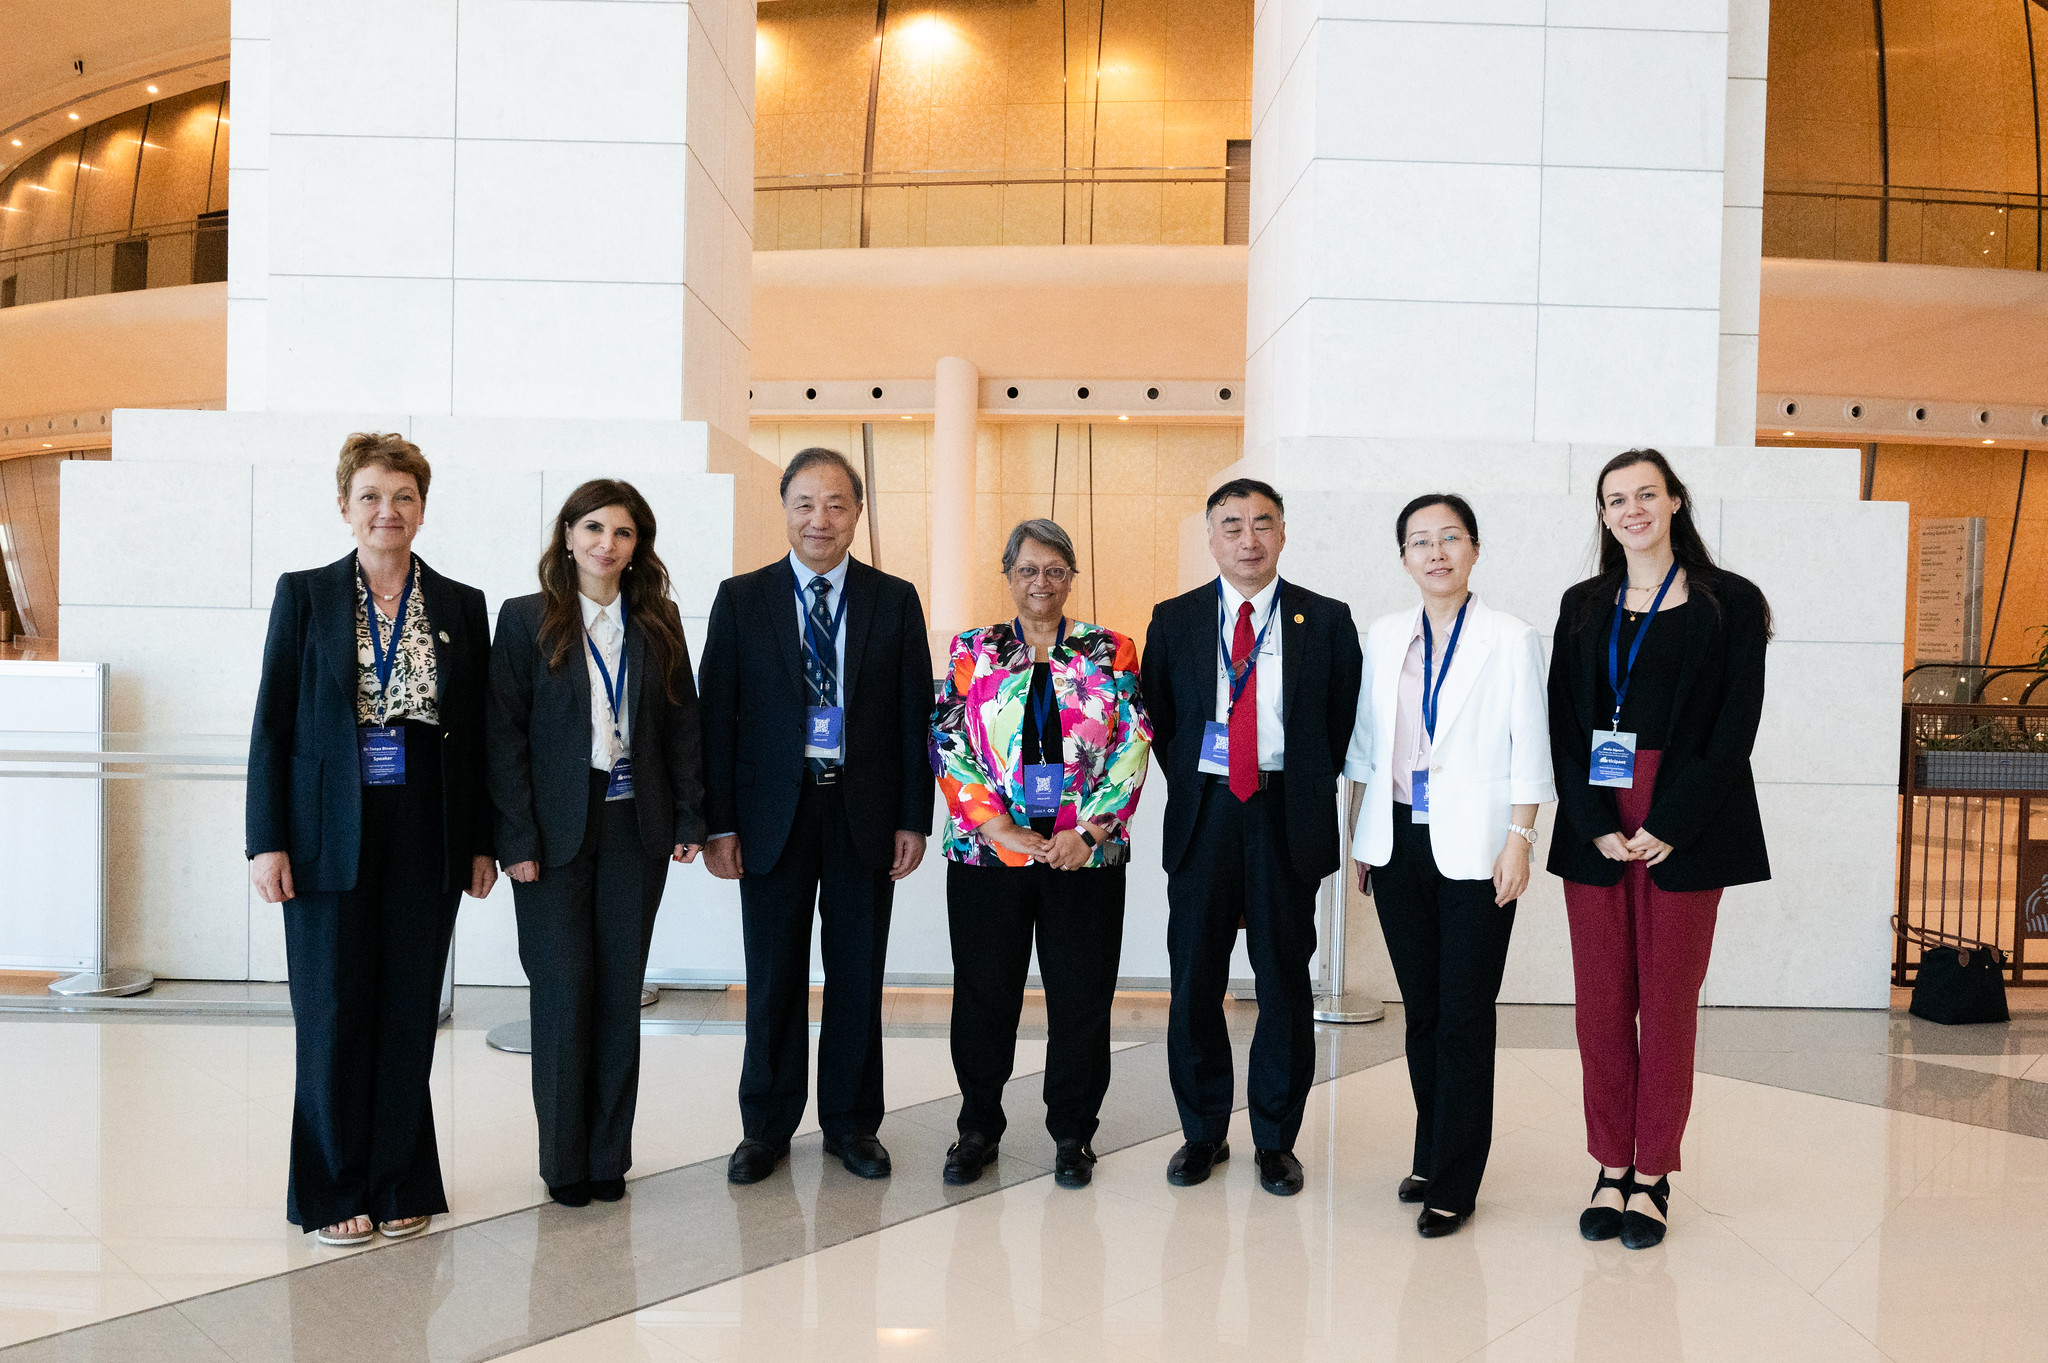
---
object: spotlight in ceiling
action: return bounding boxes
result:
[67,112,79,120]
[146,84,159,94]
[1782,430,1795,436]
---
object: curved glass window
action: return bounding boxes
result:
[0,83,230,307]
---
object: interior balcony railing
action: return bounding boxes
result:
[754,161,1248,250]
[0,211,227,309]
[1763,180,2045,271]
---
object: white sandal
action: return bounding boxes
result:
[316,1219,375,1247]
[379,1215,431,1239]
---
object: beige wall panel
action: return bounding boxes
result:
[1090,182,1163,245]
[1093,100,1166,167]
[928,105,1006,171]
[1097,0,1167,103]
[779,111,867,176]
[1001,182,1064,242]
[1162,0,1251,102]
[922,184,1002,246]
[871,105,933,172]
[1004,104,1065,167]
[1161,99,1247,166]
[1088,422,1158,495]
[1160,182,1223,245]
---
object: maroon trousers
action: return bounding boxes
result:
[1561,749,1722,1176]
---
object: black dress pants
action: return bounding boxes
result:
[1373,804,1517,1216]
[1166,775,1320,1151]
[737,780,894,1144]
[282,720,459,1229]
[946,858,1126,1145]
[513,768,670,1188]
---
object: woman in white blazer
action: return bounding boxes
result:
[1345,493,1555,1238]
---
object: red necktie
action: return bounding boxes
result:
[1229,599,1259,802]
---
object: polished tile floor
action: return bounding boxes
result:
[2,992,2045,1361]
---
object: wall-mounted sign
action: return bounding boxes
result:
[1915,517,1985,665]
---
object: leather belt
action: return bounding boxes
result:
[804,768,843,786]
[1205,770,1280,791]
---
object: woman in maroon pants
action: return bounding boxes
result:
[1546,447,1772,1250]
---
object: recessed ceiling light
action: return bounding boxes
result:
[67,112,79,120]
[8,139,18,147]
[1982,438,1995,444]
[1117,414,1128,420]
[146,84,159,94]
[1782,430,1795,436]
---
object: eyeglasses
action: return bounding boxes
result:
[1010,564,1074,584]
[1404,531,1469,553]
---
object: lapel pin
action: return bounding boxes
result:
[438,630,450,643]
[1293,613,1304,624]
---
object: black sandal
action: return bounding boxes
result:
[1579,1166,1633,1241]
[1620,1174,1670,1249]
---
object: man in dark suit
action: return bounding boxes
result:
[700,447,935,1184]
[1141,477,1362,1196]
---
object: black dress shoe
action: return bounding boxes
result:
[1578,1166,1633,1241]
[1417,1208,1469,1238]
[1397,1175,1430,1204]
[1053,1139,1097,1189]
[944,1133,996,1186]
[824,1133,892,1180]
[726,1139,788,1185]
[1166,1140,1228,1186]
[588,1178,626,1203]
[1255,1148,1304,1197]
[548,1181,591,1207]
[1620,1174,1671,1249]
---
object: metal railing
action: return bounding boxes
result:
[1764,180,2044,271]
[0,212,227,308]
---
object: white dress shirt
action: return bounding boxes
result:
[580,592,630,772]
[1212,576,1285,771]
[789,550,850,694]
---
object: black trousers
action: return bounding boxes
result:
[513,768,670,1188]
[1166,775,1320,1151]
[282,720,459,1229]
[737,780,894,1144]
[1373,804,1517,1215]
[946,858,1126,1145]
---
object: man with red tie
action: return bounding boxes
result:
[1141,478,1362,1196]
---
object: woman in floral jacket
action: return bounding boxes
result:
[930,518,1151,1190]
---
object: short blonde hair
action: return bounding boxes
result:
[335,432,431,501]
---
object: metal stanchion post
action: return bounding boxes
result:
[486,980,658,1056]
[1313,779,1383,1024]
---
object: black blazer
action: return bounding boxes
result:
[246,553,494,893]
[1545,571,1772,892]
[698,556,935,872]
[1141,578,1363,883]
[486,592,707,868]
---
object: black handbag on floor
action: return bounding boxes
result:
[1898,918,2010,1025]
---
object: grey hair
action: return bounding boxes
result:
[1000,518,1078,574]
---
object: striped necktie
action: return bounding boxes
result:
[805,575,839,772]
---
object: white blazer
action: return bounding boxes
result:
[1344,593,1556,880]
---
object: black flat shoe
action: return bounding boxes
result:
[1417,1208,1469,1238]
[548,1181,591,1207]
[1255,1148,1304,1197]
[824,1133,892,1180]
[1053,1139,1097,1189]
[1620,1174,1671,1249]
[944,1133,996,1186]
[1166,1140,1228,1186]
[1398,1175,1430,1204]
[1579,1166,1632,1241]
[726,1139,788,1185]
[588,1178,625,1202]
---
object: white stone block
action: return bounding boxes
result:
[226,168,269,300]
[1306,298,1539,441]
[1252,0,1318,135]
[1533,305,1721,446]
[60,464,253,610]
[1318,161,1541,304]
[232,0,272,40]
[267,276,455,415]
[682,290,725,431]
[454,140,688,285]
[407,416,713,471]
[455,0,690,143]
[1543,28,1727,171]
[1723,75,1767,208]
[1323,0,1543,19]
[451,280,685,420]
[251,463,358,599]
[1317,21,1545,165]
[1750,642,1900,785]
[411,469,548,612]
[226,297,269,413]
[1727,0,1769,78]
[683,152,728,325]
[271,0,457,138]
[1250,35,1318,242]
[269,136,455,279]
[1565,442,1863,502]
[1721,498,1906,644]
[107,778,254,981]
[1252,166,1315,347]
[57,605,269,732]
[249,893,287,981]
[1719,205,1763,331]
[227,40,271,170]
[113,409,417,465]
[1539,167,1724,310]
[1716,332,1760,447]
[1546,0,1727,29]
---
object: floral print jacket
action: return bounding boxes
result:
[931,619,1152,868]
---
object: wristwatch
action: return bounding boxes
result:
[1508,823,1538,846]
[1077,827,1100,849]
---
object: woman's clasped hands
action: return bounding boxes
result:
[1593,828,1675,867]
[980,812,1102,870]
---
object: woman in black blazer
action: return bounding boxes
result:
[1547,447,1772,1251]
[246,433,498,1247]
[488,478,706,1207]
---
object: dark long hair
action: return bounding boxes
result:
[537,479,690,701]
[1572,448,1773,638]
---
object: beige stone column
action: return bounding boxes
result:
[928,355,979,665]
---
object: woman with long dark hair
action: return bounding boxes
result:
[487,478,706,1206]
[1547,448,1772,1250]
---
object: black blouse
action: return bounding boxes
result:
[1599,600,1691,749]
[1020,662,1064,837]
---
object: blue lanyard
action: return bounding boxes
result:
[586,594,628,735]
[1014,617,1066,741]
[1216,579,1282,712]
[362,558,416,719]
[1606,562,1680,728]
[796,577,849,675]
[1420,596,1470,742]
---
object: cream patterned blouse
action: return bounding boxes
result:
[353,559,440,726]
